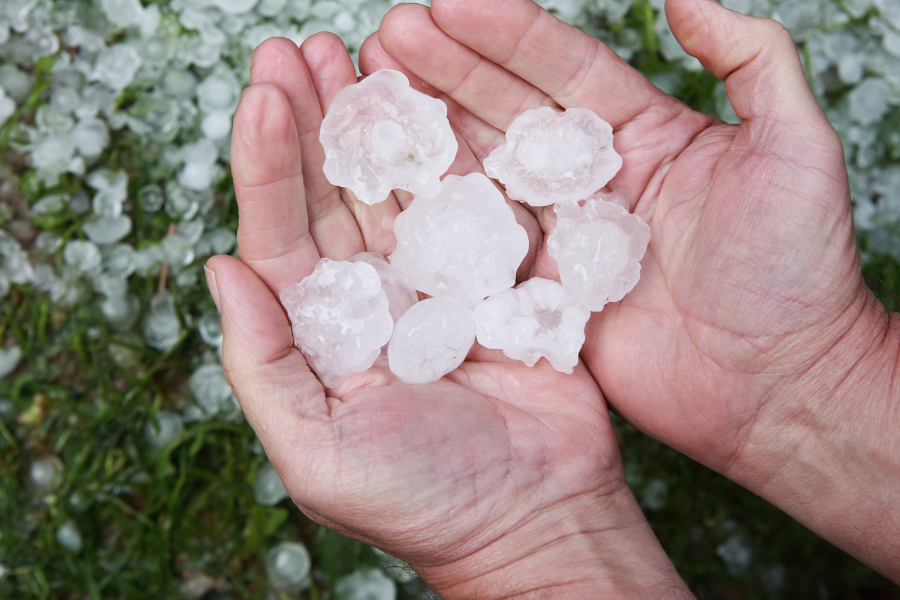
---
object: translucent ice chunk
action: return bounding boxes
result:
[266,542,311,589]
[145,411,184,450]
[390,173,529,307]
[100,0,145,28]
[0,87,17,127]
[83,215,132,245]
[387,297,475,384]
[201,111,232,140]
[27,456,64,493]
[64,240,102,272]
[189,364,236,417]
[144,291,182,351]
[0,346,22,379]
[56,520,83,553]
[351,251,417,324]
[196,70,241,115]
[72,117,109,158]
[473,278,590,374]
[91,44,143,90]
[320,69,457,205]
[547,194,651,311]
[253,461,289,506]
[335,570,396,600]
[484,107,622,206]
[213,0,260,15]
[280,259,393,387]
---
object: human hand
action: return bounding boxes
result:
[368,0,900,581]
[205,34,693,598]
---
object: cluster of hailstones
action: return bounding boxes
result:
[279,69,650,387]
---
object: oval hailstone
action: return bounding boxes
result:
[387,297,475,384]
[473,278,590,374]
[390,173,529,307]
[547,194,651,311]
[280,259,393,387]
[320,69,457,205]
[484,107,622,206]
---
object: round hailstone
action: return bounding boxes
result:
[196,70,241,115]
[319,69,457,205]
[27,456,64,493]
[0,87,16,127]
[213,0,260,15]
[91,45,143,91]
[144,292,182,351]
[56,520,83,553]
[64,240,102,272]
[201,111,232,140]
[253,462,289,506]
[0,346,22,379]
[473,278,590,374]
[334,569,396,600]
[145,411,184,450]
[72,118,109,158]
[390,173,529,307]
[280,259,393,387]
[265,542,311,588]
[547,194,651,311]
[387,297,475,384]
[483,106,622,206]
[350,251,418,325]
[188,364,234,416]
[83,215,132,245]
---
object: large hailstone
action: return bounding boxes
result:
[280,259,393,387]
[473,278,590,374]
[387,297,475,384]
[547,194,651,311]
[319,69,458,206]
[390,173,529,307]
[350,251,418,325]
[483,107,622,207]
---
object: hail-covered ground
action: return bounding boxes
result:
[1,0,899,597]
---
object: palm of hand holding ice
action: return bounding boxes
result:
[205,33,679,599]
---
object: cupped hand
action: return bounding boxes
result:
[206,34,690,598]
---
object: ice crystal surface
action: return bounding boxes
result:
[390,173,529,307]
[484,107,622,206]
[280,258,393,387]
[473,278,590,374]
[351,251,418,325]
[548,194,651,311]
[320,69,457,205]
[387,297,475,384]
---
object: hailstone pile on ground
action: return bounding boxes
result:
[320,69,457,205]
[287,89,653,385]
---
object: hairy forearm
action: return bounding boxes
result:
[729,290,900,582]
[416,488,695,599]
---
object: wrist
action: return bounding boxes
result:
[727,288,900,581]
[416,485,694,599]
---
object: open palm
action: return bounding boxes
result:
[367,0,874,479]
[207,32,682,597]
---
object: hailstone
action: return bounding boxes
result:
[483,107,622,206]
[473,278,590,374]
[547,193,651,311]
[319,69,458,206]
[389,173,529,307]
[387,297,475,384]
[280,258,393,387]
[350,251,418,324]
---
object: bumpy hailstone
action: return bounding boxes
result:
[390,173,529,307]
[483,107,622,206]
[387,297,475,384]
[320,69,457,205]
[280,259,393,387]
[351,252,418,324]
[547,194,651,311]
[473,278,590,374]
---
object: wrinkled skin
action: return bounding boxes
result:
[207,0,898,593]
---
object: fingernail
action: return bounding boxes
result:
[204,264,221,313]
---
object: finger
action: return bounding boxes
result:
[251,36,364,260]
[430,0,667,127]
[302,32,402,257]
[379,3,557,132]
[208,255,331,454]
[665,0,831,128]
[231,83,320,293]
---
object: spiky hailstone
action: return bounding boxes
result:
[319,69,458,205]
[484,107,622,206]
[387,298,476,384]
[280,259,393,387]
[351,252,418,325]
[547,194,651,312]
[473,278,590,374]
[390,173,529,307]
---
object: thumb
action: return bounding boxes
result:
[205,255,329,449]
[665,0,826,127]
